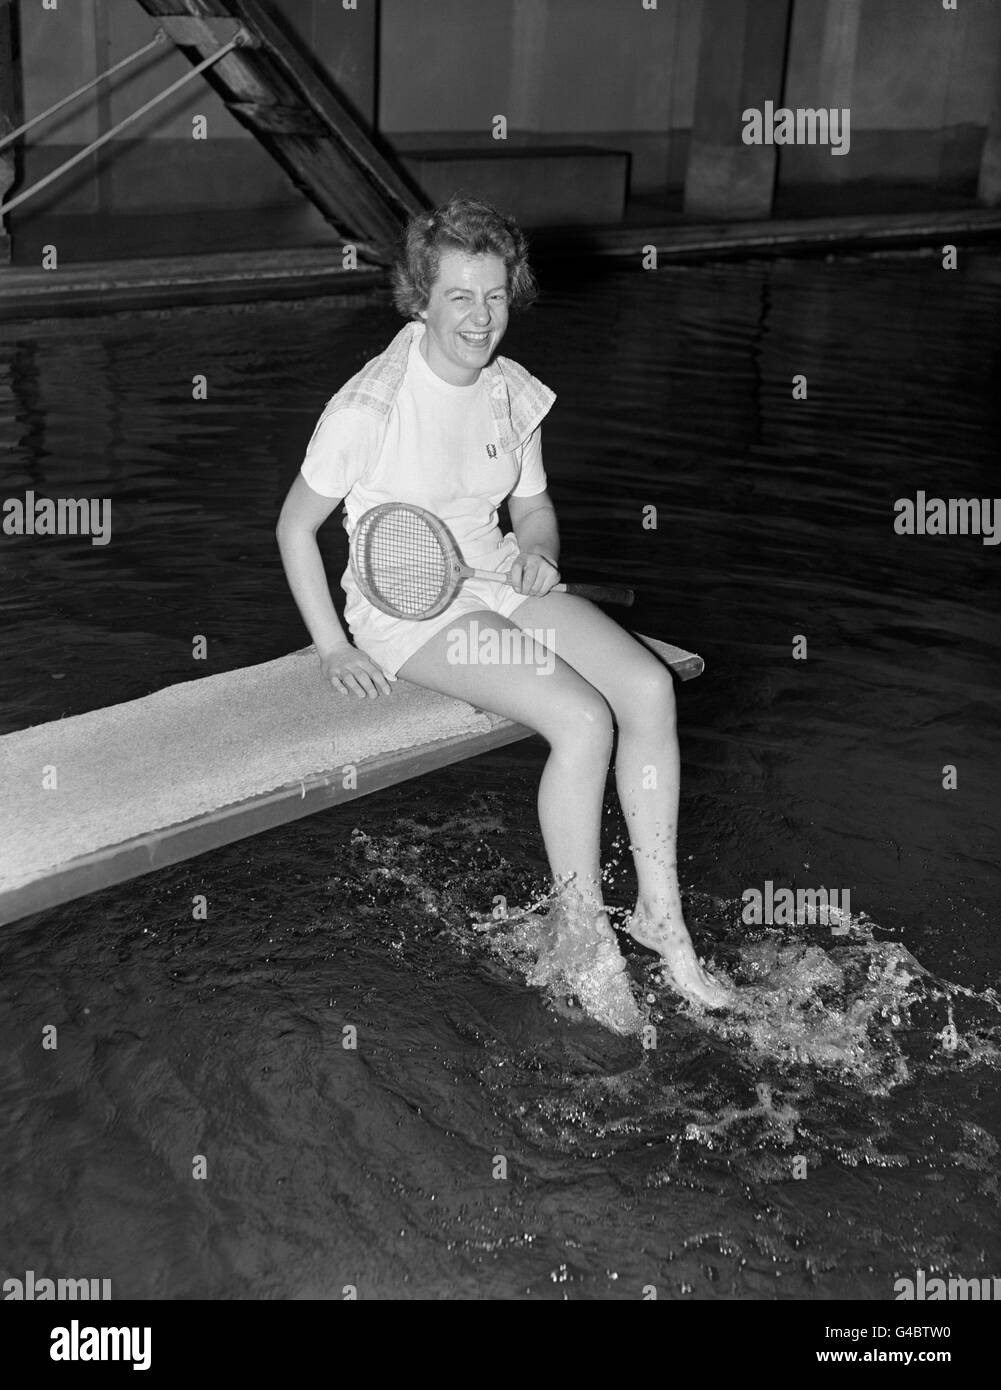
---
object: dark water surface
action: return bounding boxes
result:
[1,250,999,1299]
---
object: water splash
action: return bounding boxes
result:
[692,933,919,1088]
[474,886,644,1037]
[683,1082,800,1148]
[665,897,1001,1092]
[333,818,1000,1090]
[476,879,1001,1094]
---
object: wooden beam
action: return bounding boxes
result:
[134,0,426,256]
[157,15,247,49]
[231,0,421,212]
[227,100,328,138]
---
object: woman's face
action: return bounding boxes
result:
[419,250,509,386]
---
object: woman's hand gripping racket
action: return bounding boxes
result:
[349,503,635,620]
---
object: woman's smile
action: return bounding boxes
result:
[456,327,493,350]
[420,249,510,385]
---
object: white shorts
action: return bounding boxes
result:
[342,530,533,678]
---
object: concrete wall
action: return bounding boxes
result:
[379,0,699,135]
[10,0,376,217]
[782,0,1001,184]
[5,0,1001,228]
[379,0,700,193]
[0,0,15,257]
[381,0,1001,192]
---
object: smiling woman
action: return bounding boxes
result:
[422,258,508,376]
[275,195,731,1024]
[392,200,540,383]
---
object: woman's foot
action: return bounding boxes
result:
[576,921,642,1035]
[551,896,642,1035]
[625,903,734,1010]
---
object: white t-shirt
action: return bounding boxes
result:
[300,329,548,566]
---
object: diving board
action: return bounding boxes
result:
[0,637,703,927]
[133,0,427,262]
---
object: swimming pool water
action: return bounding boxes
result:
[1,249,999,1299]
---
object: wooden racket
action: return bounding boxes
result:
[349,502,634,620]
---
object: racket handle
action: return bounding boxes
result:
[557,582,635,607]
[467,570,634,607]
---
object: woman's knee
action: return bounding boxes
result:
[617,660,677,731]
[546,686,614,756]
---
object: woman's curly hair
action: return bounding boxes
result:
[392,194,539,319]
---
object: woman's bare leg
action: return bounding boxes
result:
[513,594,732,1008]
[399,611,613,909]
[398,611,641,1031]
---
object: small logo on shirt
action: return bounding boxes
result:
[486,443,497,459]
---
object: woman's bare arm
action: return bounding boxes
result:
[275,474,351,656]
[508,490,560,565]
[508,490,561,595]
[276,475,393,696]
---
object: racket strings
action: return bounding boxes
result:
[356,508,451,618]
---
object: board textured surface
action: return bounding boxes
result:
[0,648,498,890]
[0,636,702,922]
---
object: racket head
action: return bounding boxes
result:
[350,503,463,620]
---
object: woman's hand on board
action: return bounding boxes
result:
[320,641,396,698]
[507,550,560,598]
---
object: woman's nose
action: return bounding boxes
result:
[470,302,491,325]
